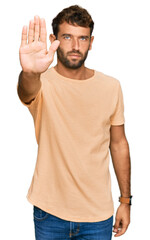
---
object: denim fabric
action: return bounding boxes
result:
[33,206,113,240]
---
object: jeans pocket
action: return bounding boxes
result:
[33,206,49,221]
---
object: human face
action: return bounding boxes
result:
[56,22,94,69]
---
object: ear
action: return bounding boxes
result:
[89,36,94,50]
[49,34,56,43]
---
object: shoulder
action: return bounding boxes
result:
[95,70,120,87]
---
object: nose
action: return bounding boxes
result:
[72,37,79,50]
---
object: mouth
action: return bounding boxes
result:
[68,54,81,59]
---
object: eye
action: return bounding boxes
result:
[80,36,88,41]
[80,37,86,41]
[64,35,71,40]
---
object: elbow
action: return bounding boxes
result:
[110,138,129,153]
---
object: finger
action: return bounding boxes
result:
[114,219,129,237]
[28,20,34,43]
[113,218,120,233]
[21,26,27,46]
[48,40,60,60]
[40,18,47,43]
[114,226,128,237]
[34,15,40,41]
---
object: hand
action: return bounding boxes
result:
[19,15,60,74]
[113,203,130,237]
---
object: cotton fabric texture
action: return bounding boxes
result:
[17,67,125,222]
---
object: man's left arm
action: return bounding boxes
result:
[109,124,131,237]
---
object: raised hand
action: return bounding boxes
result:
[19,16,60,74]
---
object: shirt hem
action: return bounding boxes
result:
[110,120,125,126]
[27,194,114,223]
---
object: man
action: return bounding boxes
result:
[17,5,132,240]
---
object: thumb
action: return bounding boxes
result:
[48,40,60,59]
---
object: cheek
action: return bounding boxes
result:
[87,41,92,50]
[59,40,72,48]
[81,43,91,53]
[88,43,92,50]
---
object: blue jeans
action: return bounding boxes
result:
[33,206,113,240]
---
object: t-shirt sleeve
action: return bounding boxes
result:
[110,81,125,126]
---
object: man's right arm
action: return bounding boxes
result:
[18,71,41,104]
[17,15,60,104]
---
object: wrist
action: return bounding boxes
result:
[120,202,131,207]
[22,71,41,79]
[119,195,133,205]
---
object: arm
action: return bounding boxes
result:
[109,124,131,237]
[18,15,60,104]
[17,71,41,104]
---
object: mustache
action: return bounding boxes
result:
[67,50,82,56]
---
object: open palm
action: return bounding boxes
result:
[19,16,60,74]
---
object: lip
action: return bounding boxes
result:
[68,54,81,58]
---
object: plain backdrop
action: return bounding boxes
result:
[0,0,150,239]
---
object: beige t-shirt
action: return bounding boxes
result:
[17,67,125,222]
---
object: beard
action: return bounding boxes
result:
[57,47,89,69]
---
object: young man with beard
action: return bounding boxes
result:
[17,5,132,240]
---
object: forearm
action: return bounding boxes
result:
[18,71,41,103]
[110,139,131,197]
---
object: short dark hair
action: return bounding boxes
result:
[52,5,94,37]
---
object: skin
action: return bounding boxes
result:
[49,22,94,80]
[18,15,131,237]
[110,125,131,237]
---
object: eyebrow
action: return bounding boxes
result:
[61,34,71,37]
[61,34,90,39]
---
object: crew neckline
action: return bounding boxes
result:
[51,67,96,84]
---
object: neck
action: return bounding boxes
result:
[54,61,94,80]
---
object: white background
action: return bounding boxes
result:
[0,0,150,239]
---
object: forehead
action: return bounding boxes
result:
[58,22,91,37]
